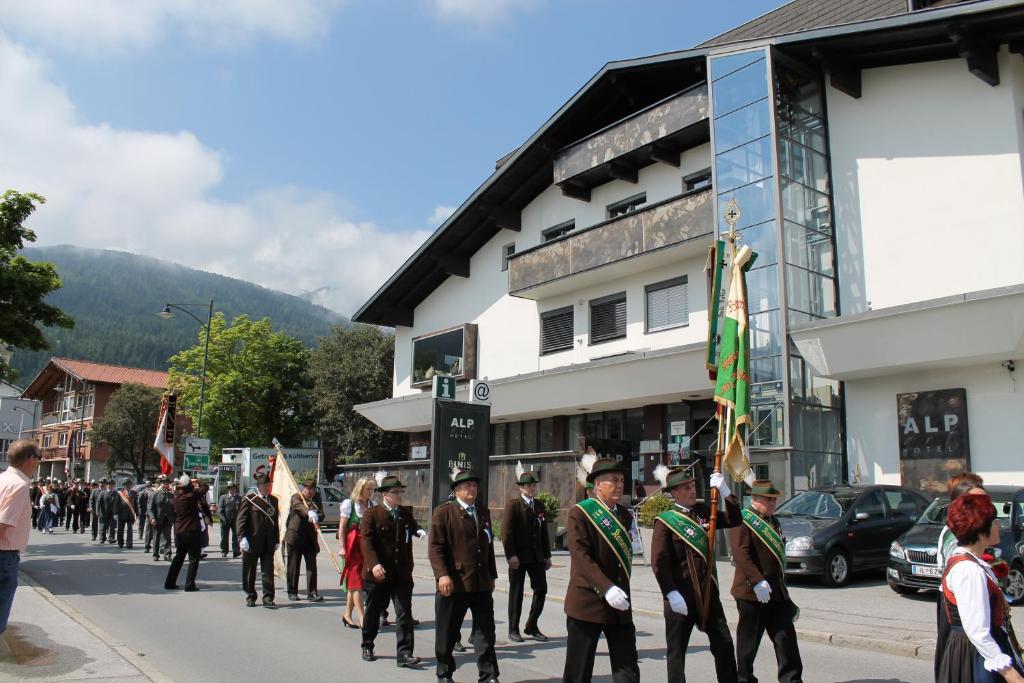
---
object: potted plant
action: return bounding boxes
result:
[535,491,561,551]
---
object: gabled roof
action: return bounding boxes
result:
[22,357,168,398]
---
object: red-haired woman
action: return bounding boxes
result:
[937,493,1024,682]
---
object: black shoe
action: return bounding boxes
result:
[380,615,390,627]
[262,599,276,609]
[184,585,199,592]
[412,618,420,626]
[221,552,227,558]
[153,556,160,561]
[164,584,179,590]
[439,679,454,683]
[288,593,300,601]
[246,597,256,607]
[508,632,524,642]
[523,628,548,642]
[145,547,151,553]
[396,655,421,668]
[200,552,208,559]
[307,593,324,602]
[361,647,376,662]
[232,552,241,558]
[452,641,466,653]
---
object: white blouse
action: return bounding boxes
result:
[339,499,371,524]
[945,547,1012,672]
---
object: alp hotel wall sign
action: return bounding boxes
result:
[897,388,970,491]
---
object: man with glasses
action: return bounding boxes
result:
[0,440,40,633]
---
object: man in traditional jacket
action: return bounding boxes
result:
[97,478,117,544]
[115,478,138,549]
[428,469,498,683]
[730,479,803,683]
[149,476,175,561]
[137,480,153,548]
[284,479,324,601]
[236,472,279,608]
[563,456,639,683]
[164,474,207,592]
[359,474,426,667]
[651,464,740,682]
[217,481,241,558]
[500,465,551,642]
[88,479,103,539]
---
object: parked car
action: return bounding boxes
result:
[778,485,929,587]
[243,483,345,528]
[887,485,1024,603]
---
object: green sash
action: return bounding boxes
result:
[576,498,633,577]
[742,508,786,572]
[656,509,717,585]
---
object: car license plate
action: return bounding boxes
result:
[911,564,941,577]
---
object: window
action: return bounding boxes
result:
[646,276,689,332]
[411,324,477,386]
[540,306,573,355]
[542,220,575,242]
[854,490,887,519]
[58,431,68,447]
[684,168,712,192]
[606,193,646,219]
[42,433,52,448]
[501,242,516,271]
[590,292,627,344]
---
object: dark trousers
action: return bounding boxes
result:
[31,507,38,529]
[563,616,640,683]
[363,580,414,657]
[165,530,201,589]
[90,511,98,539]
[242,549,275,602]
[220,520,238,556]
[508,561,547,634]
[99,517,114,542]
[77,508,89,533]
[735,599,803,683]
[285,544,317,595]
[665,595,737,682]
[435,591,498,681]
[65,507,73,530]
[138,514,147,537]
[142,517,152,549]
[152,521,173,558]
[116,517,134,548]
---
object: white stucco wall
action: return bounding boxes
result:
[828,50,1024,315]
[846,362,1024,487]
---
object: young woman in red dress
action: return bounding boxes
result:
[338,476,375,628]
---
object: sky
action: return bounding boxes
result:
[1,0,784,316]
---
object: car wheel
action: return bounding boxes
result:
[822,548,850,587]
[1006,563,1024,605]
[890,584,917,595]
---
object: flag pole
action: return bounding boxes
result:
[272,439,342,575]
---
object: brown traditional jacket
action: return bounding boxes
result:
[501,496,551,565]
[284,492,323,549]
[428,500,498,593]
[360,504,421,585]
[236,492,280,554]
[651,496,741,624]
[564,500,634,625]
[729,507,790,603]
[172,485,207,535]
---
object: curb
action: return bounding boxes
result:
[18,571,174,683]
[410,570,936,661]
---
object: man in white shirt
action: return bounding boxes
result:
[0,440,40,633]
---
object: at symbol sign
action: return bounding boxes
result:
[474,382,490,402]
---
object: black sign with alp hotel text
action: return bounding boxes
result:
[897,388,970,493]
[430,399,491,510]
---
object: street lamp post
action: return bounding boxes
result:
[159,299,214,436]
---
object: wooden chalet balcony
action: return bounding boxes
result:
[553,82,709,201]
[507,188,713,299]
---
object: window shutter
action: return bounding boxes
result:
[590,294,627,343]
[541,307,574,354]
[646,279,688,332]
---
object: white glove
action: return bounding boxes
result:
[667,590,688,615]
[307,510,319,524]
[240,538,250,553]
[416,529,427,539]
[710,472,731,499]
[753,579,772,603]
[604,586,630,611]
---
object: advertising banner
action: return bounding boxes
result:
[897,388,970,493]
[429,400,491,510]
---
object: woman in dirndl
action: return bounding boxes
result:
[937,493,1024,683]
[338,476,375,629]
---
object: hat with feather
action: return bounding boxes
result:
[374,469,405,492]
[450,466,480,489]
[577,447,628,484]
[515,460,539,486]
[654,461,698,491]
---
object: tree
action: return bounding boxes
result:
[309,324,405,462]
[88,383,163,482]
[0,190,74,379]
[168,313,313,450]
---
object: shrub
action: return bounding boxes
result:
[535,492,561,520]
[637,493,673,528]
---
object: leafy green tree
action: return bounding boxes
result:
[88,383,163,482]
[310,324,405,462]
[168,313,313,450]
[0,190,74,379]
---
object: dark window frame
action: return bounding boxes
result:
[645,275,689,333]
[540,306,574,355]
[542,219,576,242]
[589,291,627,345]
[683,167,712,192]
[501,242,516,271]
[606,192,647,219]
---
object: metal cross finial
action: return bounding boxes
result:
[723,198,741,228]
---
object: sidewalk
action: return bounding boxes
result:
[0,572,166,682]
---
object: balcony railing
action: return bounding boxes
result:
[508,188,713,297]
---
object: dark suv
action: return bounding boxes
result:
[779,485,929,587]
[887,485,1024,603]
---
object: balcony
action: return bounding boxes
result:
[41,413,59,426]
[554,82,709,201]
[507,188,713,299]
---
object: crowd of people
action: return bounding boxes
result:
[3,436,1024,682]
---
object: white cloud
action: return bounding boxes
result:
[0,0,348,54]
[425,0,541,27]
[428,204,456,226]
[0,35,430,317]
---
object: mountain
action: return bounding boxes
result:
[9,245,347,384]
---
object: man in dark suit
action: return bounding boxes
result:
[149,476,175,561]
[237,472,280,608]
[730,479,802,683]
[284,479,323,602]
[115,478,138,549]
[97,479,117,544]
[218,481,242,558]
[652,465,741,682]
[500,466,551,643]
[88,479,103,539]
[29,480,41,530]
[563,456,639,683]
[164,474,207,592]
[359,474,426,667]
[429,469,499,683]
